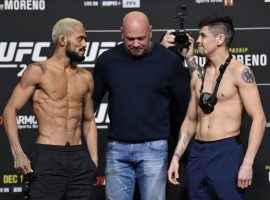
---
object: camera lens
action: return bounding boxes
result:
[175,32,189,49]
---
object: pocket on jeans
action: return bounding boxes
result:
[147,140,168,151]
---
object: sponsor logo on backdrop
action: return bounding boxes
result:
[0,40,268,86]
[95,176,105,186]
[0,174,105,194]
[0,41,50,76]
[0,0,45,11]
[100,0,121,7]
[12,186,22,192]
[191,47,268,67]
[16,115,38,129]
[0,41,120,76]
[83,0,99,6]
[2,174,24,184]
[0,115,3,125]
[95,103,110,129]
[0,174,25,193]
[265,165,270,182]
[0,187,10,193]
[195,0,223,4]
[122,0,140,8]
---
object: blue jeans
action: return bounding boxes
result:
[105,139,168,200]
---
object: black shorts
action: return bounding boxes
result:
[29,144,97,200]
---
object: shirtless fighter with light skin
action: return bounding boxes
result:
[4,18,98,199]
[166,15,265,199]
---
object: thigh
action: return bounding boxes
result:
[66,151,98,200]
[105,141,136,200]
[30,150,67,200]
[187,145,211,200]
[207,145,245,200]
[136,140,168,200]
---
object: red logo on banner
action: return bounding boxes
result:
[224,0,234,6]
[95,176,105,186]
[0,116,3,125]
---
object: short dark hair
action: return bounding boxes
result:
[199,15,234,47]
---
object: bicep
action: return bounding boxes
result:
[239,82,263,117]
[6,64,42,110]
[6,82,36,111]
[238,67,264,117]
[185,83,198,121]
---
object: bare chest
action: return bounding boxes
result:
[195,73,238,102]
[33,70,88,101]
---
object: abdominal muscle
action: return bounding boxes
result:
[195,98,244,141]
[33,92,84,146]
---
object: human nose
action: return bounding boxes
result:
[133,39,140,47]
[196,36,201,44]
[81,39,87,48]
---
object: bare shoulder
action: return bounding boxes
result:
[24,62,46,75]
[20,62,46,87]
[76,67,93,82]
[230,59,256,85]
[73,67,94,93]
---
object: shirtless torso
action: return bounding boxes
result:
[194,59,244,141]
[31,60,93,145]
[4,56,97,172]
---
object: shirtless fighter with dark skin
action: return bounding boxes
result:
[4,18,98,199]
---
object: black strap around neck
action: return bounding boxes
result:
[200,54,233,103]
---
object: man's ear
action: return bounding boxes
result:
[58,35,67,46]
[120,27,124,40]
[149,25,152,39]
[216,33,226,46]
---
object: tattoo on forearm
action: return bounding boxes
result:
[173,131,192,160]
[197,67,204,80]
[186,58,198,76]
[188,65,196,76]
[241,68,255,83]
[183,131,192,145]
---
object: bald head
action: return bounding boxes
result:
[121,11,152,57]
[122,11,150,31]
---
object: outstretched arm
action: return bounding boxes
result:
[236,66,266,188]
[4,63,44,174]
